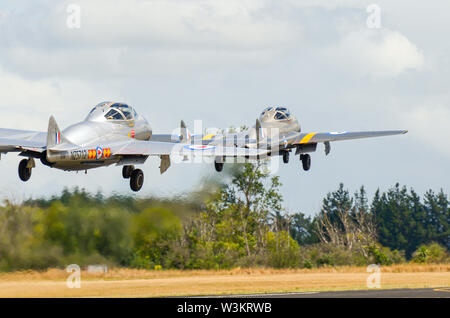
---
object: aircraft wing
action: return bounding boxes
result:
[0,128,47,153]
[292,130,408,145]
[113,139,268,158]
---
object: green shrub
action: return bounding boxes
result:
[302,259,313,269]
[266,231,300,268]
[131,207,182,268]
[300,244,360,268]
[367,244,405,265]
[412,243,449,263]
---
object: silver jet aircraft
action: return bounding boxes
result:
[197,106,407,172]
[0,101,267,191]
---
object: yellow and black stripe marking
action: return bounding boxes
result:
[299,133,317,144]
[202,134,216,140]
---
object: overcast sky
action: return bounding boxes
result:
[0,0,448,215]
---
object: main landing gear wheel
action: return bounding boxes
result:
[122,165,135,179]
[214,156,225,172]
[214,161,224,172]
[130,169,144,192]
[282,151,290,164]
[18,159,32,182]
[300,154,311,171]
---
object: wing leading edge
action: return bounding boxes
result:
[293,130,408,145]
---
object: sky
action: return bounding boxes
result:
[0,0,449,216]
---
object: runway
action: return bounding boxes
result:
[194,287,450,298]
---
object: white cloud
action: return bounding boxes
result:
[0,1,424,80]
[0,67,119,130]
[1,0,298,50]
[398,104,450,157]
[0,0,301,78]
[59,0,296,49]
[285,0,364,10]
[2,46,279,79]
[324,29,425,77]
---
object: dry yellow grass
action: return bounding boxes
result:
[0,264,448,297]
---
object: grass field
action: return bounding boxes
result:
[0,264,448,297]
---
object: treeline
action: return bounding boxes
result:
[0,164,448,271]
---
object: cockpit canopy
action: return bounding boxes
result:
[86,101,137,121]
[259,106,291,121]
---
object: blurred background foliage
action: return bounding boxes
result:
[0,163,448,271]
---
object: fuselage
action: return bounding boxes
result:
[211,106,300,150]
[46,102,152,171]
[256,106,301,138]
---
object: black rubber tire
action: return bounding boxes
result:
[122,165,135,179]
[130,169,144,192]
[214,161,224,172]
[282,151,289,164]
[18,159,32,182]
[302,154,311,171]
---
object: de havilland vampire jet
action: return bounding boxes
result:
[198,106,407,172]
[0,101,267,191]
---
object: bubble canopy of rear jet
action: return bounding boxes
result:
[259,106,292,122]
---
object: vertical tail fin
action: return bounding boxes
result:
[47,116,68,150]
[179,120,191,144]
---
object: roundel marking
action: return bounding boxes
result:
[96,147,103,159]
[329,131,347,135]
[184,145,216,151]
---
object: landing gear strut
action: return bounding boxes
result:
[18,158,33,182]
[300,154,311,171]
[130,169,144,192]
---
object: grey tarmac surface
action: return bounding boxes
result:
[192,287,450,298]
